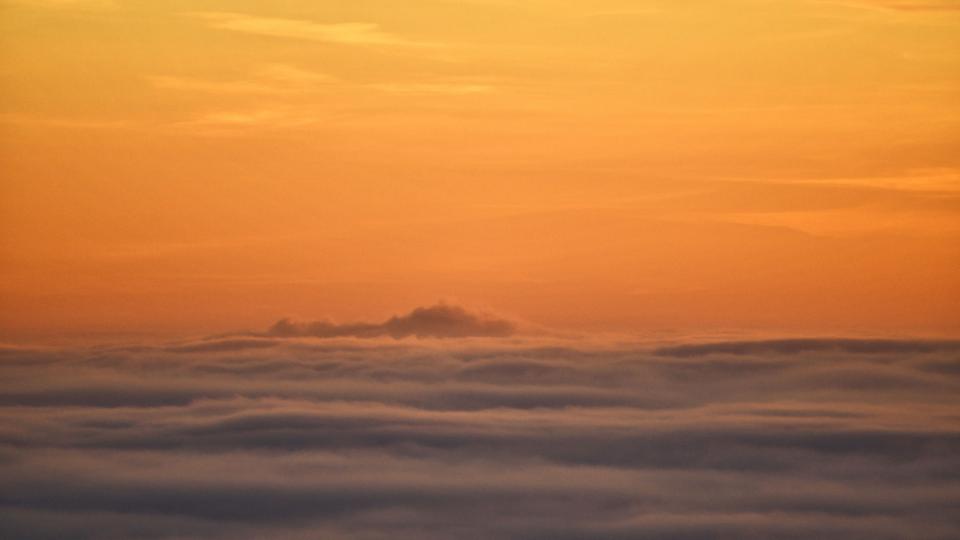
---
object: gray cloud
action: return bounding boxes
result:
[264,303,517,339]
[164,338,280,354]
[1,335,959,539]
[655,338,960,357]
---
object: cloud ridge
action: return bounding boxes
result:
[264,303,517,339]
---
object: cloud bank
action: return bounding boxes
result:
[1,333,959,539]
[263,303,517,339]
[655,338,960,357]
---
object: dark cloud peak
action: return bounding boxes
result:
[265,303,516,340]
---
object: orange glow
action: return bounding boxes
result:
[1,0,959,340]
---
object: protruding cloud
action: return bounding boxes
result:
[265,304,517,339]
[188,12,430,47]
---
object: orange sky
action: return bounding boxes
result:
[1,0,959,340]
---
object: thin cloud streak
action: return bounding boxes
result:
[818,0,960,12]
[188,12,434,47]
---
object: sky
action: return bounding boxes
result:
[1,0,959,341]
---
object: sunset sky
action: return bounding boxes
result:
[1,0,959,340]
[3,4,960,539]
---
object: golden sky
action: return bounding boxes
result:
[1,0,958,340]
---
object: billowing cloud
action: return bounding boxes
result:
[1,335,958,539]
[264,303,517,339]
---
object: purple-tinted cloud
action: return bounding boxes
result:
[1,335,958,539]
[264,303,516,339]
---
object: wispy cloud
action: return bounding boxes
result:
[148,64,339,95]
[149,62,499,134]
[578,7,665,18]
[4,0,117,9]
[149,64,493,99]
[188,12,432,47]
[820,0,960,12]
[0,113,128,130]
[759,169,960,194]
[178,106,323,132]
[256,63,339,85]
[148,76,291,95]
[154,81,496,106]
[370,82,496,95]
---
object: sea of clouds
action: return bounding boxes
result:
[2,305,959,539]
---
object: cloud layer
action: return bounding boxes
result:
[1,334,959,539]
